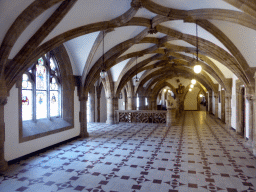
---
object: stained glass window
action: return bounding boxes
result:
[36,63,46,90]
[36,91,47,119]
[22,53,61,121]
[22,74,33,121]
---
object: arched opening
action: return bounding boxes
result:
[184,87,200,110]
[100,87,107,122]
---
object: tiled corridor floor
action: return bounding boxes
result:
[1,111,256,192]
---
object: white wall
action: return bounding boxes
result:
[184,87,200,110]
[245,89,249,139]
[212,92,215,114]
[100,88,107,122]
[231,75,237,129]
[218,85,221,118]
[4,86,80,161]
[118,98,125,110]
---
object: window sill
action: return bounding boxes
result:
[20,118,73,143]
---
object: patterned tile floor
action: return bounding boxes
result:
[1,111,256,192]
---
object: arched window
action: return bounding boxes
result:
[22,53,61,121]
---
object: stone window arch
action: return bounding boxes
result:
[19,48,75,142]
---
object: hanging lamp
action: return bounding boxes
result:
[194,21,202,74]
[100,30,107,78]
[191,79,196,84]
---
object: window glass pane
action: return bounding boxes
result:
[50,78,58,90]
[50,91,59,117]
[22,74,32,89]
[36,91,47,119]
[38,57,44,65]
[50,58,56,71]
[22,90,33,121]
[36,64,46,90]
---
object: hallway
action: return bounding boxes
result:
[0,111,256,192]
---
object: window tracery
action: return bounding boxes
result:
[22,52,61,121]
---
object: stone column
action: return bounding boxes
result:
[206,92,209,112]
[147,96,152,110]
[0,79,8,171]
[221,90,225,123]
[152,99,157,110]
[106,96,114,124]
[80,96,89,138]
[139,96,145,110]
[127,96,134,110]
[176,93,183,117]
[106,96,118,124]
[166,108,176,126]
[113,97,118,124]
[96,96,100,122]
[215,94,219,118]
[208,91,213,114]
[133,96,137,110]
[88,88,95,123]
[246,95,254,147]
[225,93,232,130]
[236,86,242,134]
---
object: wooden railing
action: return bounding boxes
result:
[116,110,167,123]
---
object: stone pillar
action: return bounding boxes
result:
[133,96,137,110]
[124,99,127,110]
[80,96,89,138]
[88,88,95,123]
[225,93,232,130]
[246,95,254,147]
[236,86,242,134]
[206,92,209,111]
[208,91,213,114]
[215,94,219,118]
[151,99,157,110]
[127,96,134,110]
[0,79,8,171]
[106,96,114,124]
[166,108,176,126]
[221,90,225,123]
[96,96,100,122]
[139,96,145,110]
[113,97,118,123]
[106,96,118,124]
[176,93,183,117]
[148,97,152,110]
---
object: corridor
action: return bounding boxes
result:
[0,111,256,192]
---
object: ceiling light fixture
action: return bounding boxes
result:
[191,79,196,84]
[190,84,194,88]
[189,88,192,92]
[100,30,107,78]
[194,21,202,74]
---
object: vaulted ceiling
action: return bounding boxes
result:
[1,0,256,96]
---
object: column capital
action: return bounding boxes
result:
[80,95,88,101]
[0,98,7,106]
[246,95,256,101]
[106,96,118,100]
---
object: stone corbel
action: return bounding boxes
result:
[131,0,142,9]
[0,98,7,106]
